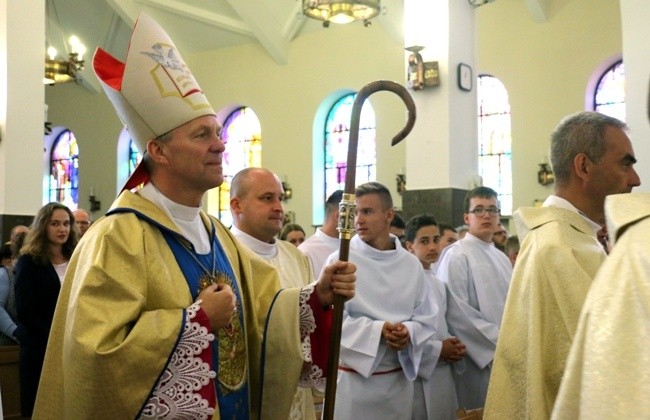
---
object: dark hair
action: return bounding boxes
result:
[279,223,305,240]
[438,223,456,235]
[0,243,11,264]
[355,182,393,209]
[550,111,627,186]
[325,190,343,217]
[21,202,78,265]
[391,213,406,229]
[464,186,499,212]
[405,213,438,243]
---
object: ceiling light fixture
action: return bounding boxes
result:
[303,0,381,27]
[44,1,86,85]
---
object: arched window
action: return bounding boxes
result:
[128,139,142,176]
[208,107,262,227]
[593,60,625,121]
[49,129,79,210]
[477,75,512,215]
[324,93,376,202]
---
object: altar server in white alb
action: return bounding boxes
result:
[331,182,438,419]
[436,186,512,410]
[405,213,466,420]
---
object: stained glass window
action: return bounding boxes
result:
[49,129,79,210]
[324,93,376,201]
[128,139,142,176]
[212,107,262,227]
[477,75,512,215]
[594,60,625,121]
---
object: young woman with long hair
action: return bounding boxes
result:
[14,202,78,417]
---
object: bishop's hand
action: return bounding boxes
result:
[198,283,236,332]
[315,260,356,307]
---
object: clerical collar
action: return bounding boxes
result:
[139,183,211,253]
[230,225,278,258]
[543,195,601,237]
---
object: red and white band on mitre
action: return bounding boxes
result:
[93,12,215,191]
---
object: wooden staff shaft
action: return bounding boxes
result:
[322,80,416,420]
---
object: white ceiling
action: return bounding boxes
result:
[47,0,405,66]
[46,0,554,90]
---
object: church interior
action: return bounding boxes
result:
[1,0,649,416]
[3,0,649,234]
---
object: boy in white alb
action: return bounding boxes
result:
[436,186,512,410]
[330,183,438,419]
[405,213,466,420]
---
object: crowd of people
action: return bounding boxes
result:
[3,11,648,420]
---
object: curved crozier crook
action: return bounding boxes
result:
[345,80,417,192]
[323,80,416,420]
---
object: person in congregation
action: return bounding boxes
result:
[299,190,343,277]
[455,225,469,239]
[279,223,306,247]
[0,243,23,345]
[436,186,512,410]
[73,208,92,237]
[33,13,355,419]
[14,202,77,417]
[491,222,508,253]
[9,224,29,246]
[438,223,458,251]
[389,212,407,246]
[331,182,437,419]
[229,167,319,420]
[485,111,640,419]
[504,235,519,267]
[405,213,466,420]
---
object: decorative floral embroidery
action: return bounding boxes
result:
[140,302,216,419]
[298,284,325,390]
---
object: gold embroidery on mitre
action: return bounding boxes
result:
[142,42,212,110]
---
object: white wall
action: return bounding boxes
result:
[621,0,650,189]
[477,0,624,209]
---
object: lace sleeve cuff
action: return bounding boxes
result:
[139,302,217,419]
[298,283,332,391]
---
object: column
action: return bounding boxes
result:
[401,0,479,227]
[0,0,46,238]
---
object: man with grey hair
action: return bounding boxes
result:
[72,208,92,237]
[485,111,640,419]
[551,79,650,419]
